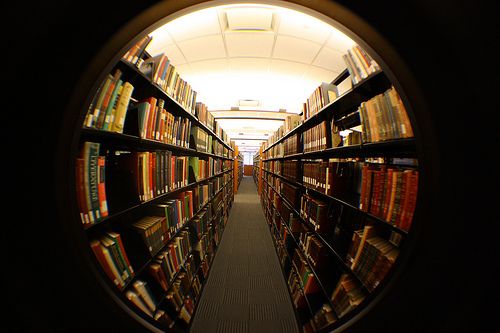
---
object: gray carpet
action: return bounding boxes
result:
[189,176,300,333]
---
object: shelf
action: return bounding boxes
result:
[117,178,232,293]
[116,59,233,152]
[80,128,233,160]
[263,178,370,295]
[271,203,339,318]
[302,186,408,236]
[265,212,314,324]
[262,138,416,161]
[263,71,390,153]
[84,169,234,231]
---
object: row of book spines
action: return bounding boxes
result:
[304,303,337,333]
[84,69,135,133]
[291,250,320,295]
[282,161,299,180]
[130,208,224,325]
[283,133,301,155]
[77,148,228,226]
[359,164,418,231]
[358,86,413,143]
[135,97,191,147]
[90,231,135,290]
[266,114,302,145]
[146,54,197,115]
[122,35,152,66]
[147,233,192,293]
[137,152,185,202]
[162,270,197,322]
[343,45,381,85]
[329,274,365,318]
[303,82,340,121]
[135,183,226,252]
[303,121,329,153]
[302,161,358,197]
[298,232,328,268]
[347,227,400,291]
[191,210,212,237]
[194,102,215,131]
[127,152,221,202]
[77,142,107,225]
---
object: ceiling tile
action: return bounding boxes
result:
[166,8,221,42]
[312,46,346,72]
[303,65,339,85]
[225,33,275,57]
[273,35,321,63]
[276,8,331,44]
[146,26,174,56]
[325,28,356,53]
[269,59,308,77]
[229,58,270,74]
[176,35,226,62]
[147,43,186,65]
[188,59,230,75]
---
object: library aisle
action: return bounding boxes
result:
[190,176,299,333]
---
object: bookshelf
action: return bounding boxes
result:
[256,45,418,333]
[74,40,235,332]
[253,150,261,190]
[236,152,244,190]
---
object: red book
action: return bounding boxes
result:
[148,263,168,291]
[169,244,179,271]
[76,158,89,225]
[146,97,158,140]
[395,170,412,228]
[90,240,122,289]
[400,171,418,231]
[359,164,368,211]
[97,156,109,218]
[382,168,394,220]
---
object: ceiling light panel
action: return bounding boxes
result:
[225,7,274,31]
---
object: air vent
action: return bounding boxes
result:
[225,7,274,31]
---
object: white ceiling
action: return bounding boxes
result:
[145,4,356,153]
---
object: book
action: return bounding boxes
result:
[90,239,123,288]
[110,81,134,133]
[132,280,156,313]
[96,156,108,219]
[126,290,153,317]
[101,79,124,131]
[80,142,101,224]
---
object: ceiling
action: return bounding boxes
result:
[145,4,356,153]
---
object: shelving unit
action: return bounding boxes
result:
[256,64,419,332]
[74,46,235,332]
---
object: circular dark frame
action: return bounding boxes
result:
[57,0,436,332]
